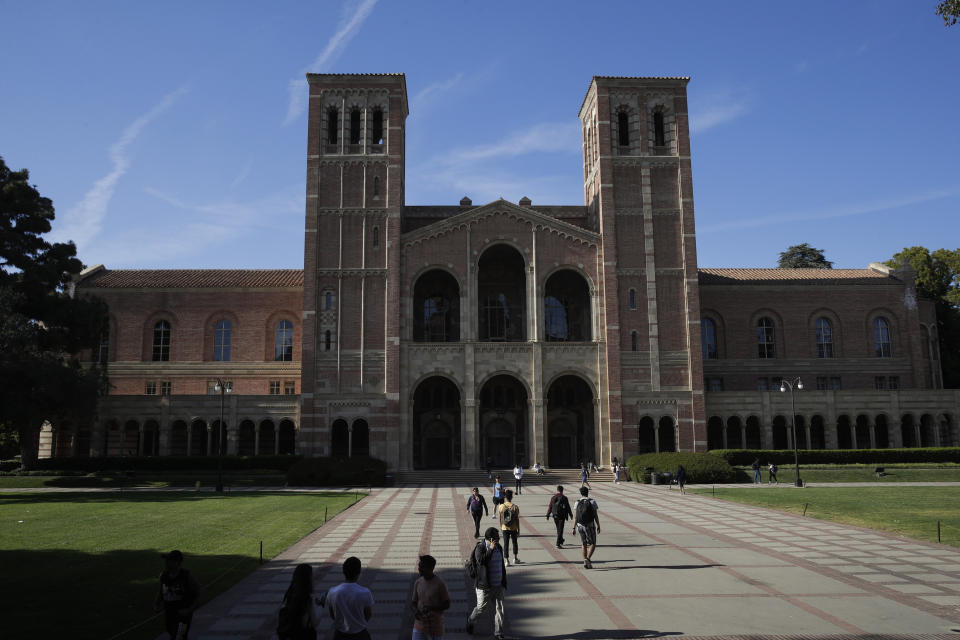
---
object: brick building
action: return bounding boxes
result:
[52,73,958,466]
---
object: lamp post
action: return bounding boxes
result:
[214,378,231,493]
[779,376,803,487]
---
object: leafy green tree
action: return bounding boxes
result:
[0,156,108,467]
[777,243,834,269]
[937,0,960,25]
[886,246,960,388]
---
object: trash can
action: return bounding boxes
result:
[651,472,660,485]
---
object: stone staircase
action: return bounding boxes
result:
[394,468,614,487]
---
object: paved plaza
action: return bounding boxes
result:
[178,483,960,640]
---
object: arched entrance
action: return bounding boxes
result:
[331,419,349,458]
[479,375,527,467]
[477,245,526,342]
[545,375,594,467]
[412,377,461,469]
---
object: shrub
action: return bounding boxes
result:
[709,448,960,466]
[625,452,744,484]
[286,456,388,486]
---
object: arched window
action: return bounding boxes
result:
[371,108,383,144]
[816,318,833,358]
[324,330,332,351]
[373,176,380,197]
[874,317,892,357]
[628,288,637,310]
[349,109,361,145]
[213,320,232,361]
[654,110,666,146]
[96,328,109,364]
[702,318,717,359]
[326,108,338,145]
[631,331,638,351]
[275,320,294,362]
[372,226,379,248]
[152,320,170,361]
[617,111,629,146]
[543,270,590,342]
[757,317,775,359]
[325,292,333,310]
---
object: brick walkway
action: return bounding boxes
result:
[179,483,960,640]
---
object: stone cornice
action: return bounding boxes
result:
[100,362,302,376]
[401,199,600,249]
[611,156,688,167]
[315,269,387,277]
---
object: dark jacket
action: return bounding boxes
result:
[466,493,489,515]
[471,540,507,589]
[545,493,571,520]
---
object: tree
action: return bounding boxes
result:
[777,243,833,269]
[0,156,108,468]
[937,0,960,26]
[886,246,960,388]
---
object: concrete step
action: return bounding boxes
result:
[394,468,614,486]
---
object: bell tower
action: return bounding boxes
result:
[580,76,706,456]
[301,73,408,462]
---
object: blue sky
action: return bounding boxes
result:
[2,1,957,270]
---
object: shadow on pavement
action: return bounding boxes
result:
[532,630,682,639]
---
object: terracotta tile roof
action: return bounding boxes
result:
[79,269,304,289]
[698,268,897,285]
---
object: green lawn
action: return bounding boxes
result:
[689,486,960,548]
[0,491,361,639]
[0,471,289,489]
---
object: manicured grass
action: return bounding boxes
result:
[0,472,289,489]
[0,491,361,639]
[689,486,960,548]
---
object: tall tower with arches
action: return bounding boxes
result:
[579,76,706,455]
[301,74,408,459]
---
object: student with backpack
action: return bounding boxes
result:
[464,527,507,639]
[544,485,572,548]
[466,487,489,538]
[497,489,521,565]
[768,462,779,484]
[571,487,600,569]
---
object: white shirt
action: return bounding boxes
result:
[326,581,374,633]
[513,466,523,479]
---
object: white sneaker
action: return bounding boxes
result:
[506,558,511,566]
[513,556,521,564]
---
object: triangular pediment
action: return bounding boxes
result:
[401,198,600,248]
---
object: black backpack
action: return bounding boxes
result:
[501,504,517,526]
[550,494,566,519]
[464,542,482,579]
[576,498,596,525]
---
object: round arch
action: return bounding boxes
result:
[545,375,595,468]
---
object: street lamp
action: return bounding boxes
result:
[779,376,804,487]
[214,378,231,493]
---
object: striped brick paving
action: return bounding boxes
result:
[179,482,960,640]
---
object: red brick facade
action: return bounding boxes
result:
[52,74,957,464]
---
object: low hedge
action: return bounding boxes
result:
[286,456,388,486]
[626,452,744,484]
[709,448,960,466]
[20,455,301,473]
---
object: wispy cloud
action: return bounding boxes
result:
[690,95,748,135]
[283,0,378,126]
[54,86,189,249]
[699,189,955,233]
[447,122,581,162]
[144,186,301,228]
[412,72,464,109]
[229,155,255,190]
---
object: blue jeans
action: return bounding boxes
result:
[754,469,761,483]
[412,629,442,640]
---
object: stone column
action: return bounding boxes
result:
[804,424,811,450]
[721,423,728,449]
[868,420,877,449]
[207,425,213,457]
[654,426,660,453]
[740,424,746,449]
[254,425,261,456]
[849,424,857,450]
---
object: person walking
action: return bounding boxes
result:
[491,475,504,519]
[512,463,523,495]
[466,487,489,538]
[579,463,591,489]
[751,458,761,484]
[675,464,687,495]
[545,485,572,548]
[486,457,493,481]
[325,556,374,640]
[768,462,779,484]
[154,550,200,640]
[498,489,521,565]
[465,527,507,640]
[411,554,450,640]
[572,487,600,569]
[277,563,317,640]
